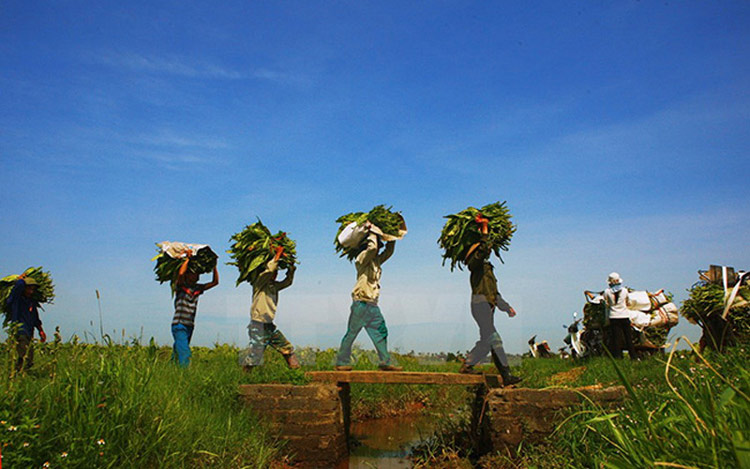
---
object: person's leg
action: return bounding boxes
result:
[465,301,495,366]
[266,324,299,368]
[608,320,625,359]
[171,324,191,367]
[336,301,367,366]
[623,322,638,360]
[242,321,269,368]
[15,334,31,372]
[362,304,392,366]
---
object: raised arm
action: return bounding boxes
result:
[254,255,280,291]
[356,233,379,265]
[276,265,296,291]
[198,266,219,291]
[378,240,396,264]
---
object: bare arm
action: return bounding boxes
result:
[378,241,396,264]
[275,265,296,291]
[198,267,219,291]
[356,233,379,265]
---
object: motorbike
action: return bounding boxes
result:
[563,309,606,360]
[527,335,554,358]
[562,312,585,359]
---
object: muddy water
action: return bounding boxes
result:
[341,413,441,468]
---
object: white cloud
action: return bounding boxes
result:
[89,51,307,85]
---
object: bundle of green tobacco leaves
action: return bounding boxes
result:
[1,267,55,321]
[228,220,298,286]
[334,204,406,261]
[438,201,516,271]
[681,281,750,349]
[153,243,218,290]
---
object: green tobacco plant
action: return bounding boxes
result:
[682,282,750,350]
[1,267,55,322]
[438,201,515,271]
[153,245,217,292]
[334,204,404,261]
[228,219,298,286]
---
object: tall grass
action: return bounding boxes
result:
[461,342,750,468]
[1,340,282,468]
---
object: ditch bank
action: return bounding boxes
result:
[239,382,625,467]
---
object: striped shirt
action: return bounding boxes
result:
[172,287,202,327]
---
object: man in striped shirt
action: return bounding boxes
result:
[172,266,219,367]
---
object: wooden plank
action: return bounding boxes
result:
[305,371,490,385]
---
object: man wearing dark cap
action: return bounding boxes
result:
[6,276,46,371]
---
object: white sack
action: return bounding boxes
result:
[627,290,651,311]
[156,241,210,259]
[337,222,369,249]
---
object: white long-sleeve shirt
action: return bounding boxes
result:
[603,287,630,319]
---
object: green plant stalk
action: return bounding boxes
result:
[227,219,298,286]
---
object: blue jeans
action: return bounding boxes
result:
[171,323,194,367]
[336,301,391,366]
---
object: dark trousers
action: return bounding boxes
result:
[15,334,33,371]
[466,300,509,369]
[607,318,637,359]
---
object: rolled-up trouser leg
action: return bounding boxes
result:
[267,325,295,356]
[363,304,391,366]
[489,332,509,369]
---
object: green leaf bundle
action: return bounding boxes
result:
[438,201,516,271]
[681,282,750,348]
[153,244,218,290]
[1,267,55,320]
[228,220,298,286]
[334,204,404,262]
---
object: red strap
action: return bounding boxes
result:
[181,287,203,298]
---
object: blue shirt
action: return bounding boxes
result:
[6,279,41,337]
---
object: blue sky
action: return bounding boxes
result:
[2,1,748,354]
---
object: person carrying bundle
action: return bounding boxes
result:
[240,245,300,371]
[335,222,402,371]
[171,263,219,367]
[6,275,47,372]
[458,214,521,385]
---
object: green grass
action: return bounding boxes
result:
[1,340,283,468]
[414,342,750,469]
[6,336,745,468]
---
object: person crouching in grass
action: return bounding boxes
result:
[6,275,46,372]
[171,264,218,367]
[240,246,300,372]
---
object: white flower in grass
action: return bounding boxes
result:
[96,438,106,446]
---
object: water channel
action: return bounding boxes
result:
[340,413,442,468]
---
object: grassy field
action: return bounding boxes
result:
[2,336,748,468]
[413,341,750,469]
